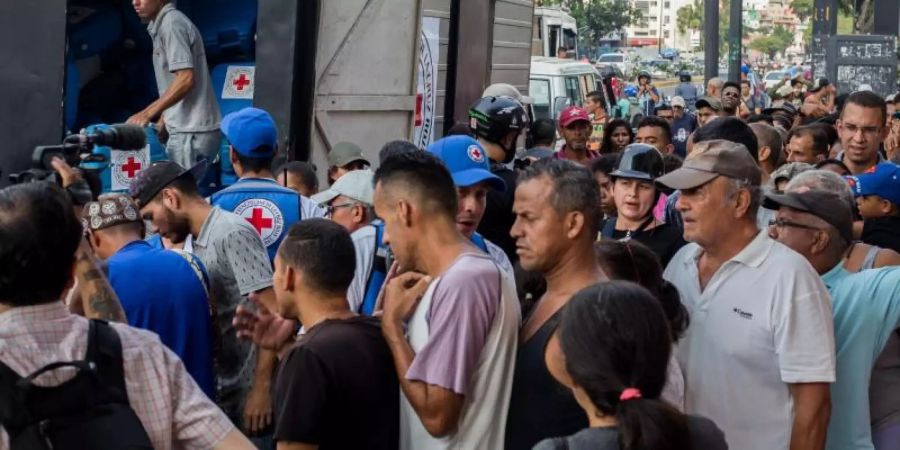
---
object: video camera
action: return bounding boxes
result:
[9,124,147,185]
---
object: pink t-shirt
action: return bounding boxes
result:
[654,192,669,221]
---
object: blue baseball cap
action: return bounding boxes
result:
[427,135,506,192]
[846,163,900,206]
[221,107,278,157]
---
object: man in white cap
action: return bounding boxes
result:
[311,170,375,234]
[670,96,697,158]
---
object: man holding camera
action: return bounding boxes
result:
[128,0,221,170]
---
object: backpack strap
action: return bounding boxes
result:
[86,319,130,405]
[0,358,29,431]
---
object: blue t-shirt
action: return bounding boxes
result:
[671,113,697,158]
[822,263,900,450]
[107,240,216,398]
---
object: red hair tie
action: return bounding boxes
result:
[619,388,642,401]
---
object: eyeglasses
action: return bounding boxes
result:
[841,123,881,137]
[322,202,357,217]
[767,218,822,231]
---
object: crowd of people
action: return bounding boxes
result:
[2,2,900,450]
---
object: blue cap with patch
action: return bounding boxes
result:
[427,135,506,192]
[846,162,900,206]
[221,107,278,157]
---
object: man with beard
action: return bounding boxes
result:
[131,161,279,438]
[554,106,597,165]
[720,81,742,118]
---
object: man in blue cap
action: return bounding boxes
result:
[212,107,326,261]
[347,135,514,317]
[428,135,514,276]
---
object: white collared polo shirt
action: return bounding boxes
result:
[664,231,836,450]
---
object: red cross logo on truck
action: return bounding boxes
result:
[233,73,251,91]
[121,157,142,178]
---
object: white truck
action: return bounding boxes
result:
[1,0,537,187]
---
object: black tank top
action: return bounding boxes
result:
[505,311,586,450]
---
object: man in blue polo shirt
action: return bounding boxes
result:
[766,185,900,450]
[81,193,215,398]
[212,107,325,261]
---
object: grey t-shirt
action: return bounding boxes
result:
[193,207,273,398]
[533,415,727,450]
[148,4,220,133]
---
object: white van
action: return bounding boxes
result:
[597,52,631,75]
[529,56,602,122]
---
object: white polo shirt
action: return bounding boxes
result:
[664,231,836,450]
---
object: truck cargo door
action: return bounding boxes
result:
[310,0,422,173]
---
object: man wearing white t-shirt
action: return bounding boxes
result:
[374,151,520,450]
[658,139,836,450]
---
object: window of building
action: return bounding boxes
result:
[650,29,657,36]
[664,1,671,8]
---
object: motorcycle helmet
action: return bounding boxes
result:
[679,71,692,82]
[638,71,652,82]
[609,143,665,181]
[469,96,529,162]
[624,85,639,98]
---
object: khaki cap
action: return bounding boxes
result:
[656,139,762,190]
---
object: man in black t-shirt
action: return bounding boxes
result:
[233,219,399,450]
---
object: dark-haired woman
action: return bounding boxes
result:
[600,144,686,266]
[599,119,633,154]
[595,239,689,410]
[536,281,727,450]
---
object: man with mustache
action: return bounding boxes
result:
[836,90,890,174]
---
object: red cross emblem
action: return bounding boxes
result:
[246,207,273,234]
[467,145,484,163]
[233,73,251,91]
[121,157,142,178]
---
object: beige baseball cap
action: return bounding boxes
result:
[656,139,761,190]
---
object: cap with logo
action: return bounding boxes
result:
[695,96,722,112]
[327,142,371,168]
[129,160,208,207]
[482,83,534,105]
[310,169,375,207]
[558,106,591,128]
[427,135,506,192]
[846,162,900,206]
[82,194,142,232]
[221,107,278,157]
[763,188,854,243]
[671,96,686,108]
[656,139,761,190]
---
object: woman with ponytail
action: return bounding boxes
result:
[535,281,726,450]
[595,239,689,410]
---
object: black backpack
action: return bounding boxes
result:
[0,319,154,450]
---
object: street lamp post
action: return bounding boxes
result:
[704,0,719,85]
[728,0,743,82]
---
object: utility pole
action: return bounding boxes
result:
[704,0,720,85]
[728,0,742,82]
[872,0,900,35]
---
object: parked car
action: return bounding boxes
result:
[763,70,785,90]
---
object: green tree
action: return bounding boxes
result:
[537,0,643,55]
[748,26,793,59]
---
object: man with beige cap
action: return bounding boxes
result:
[660,139,836,450]
[312,170,375,234]
[327,142,371,185]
